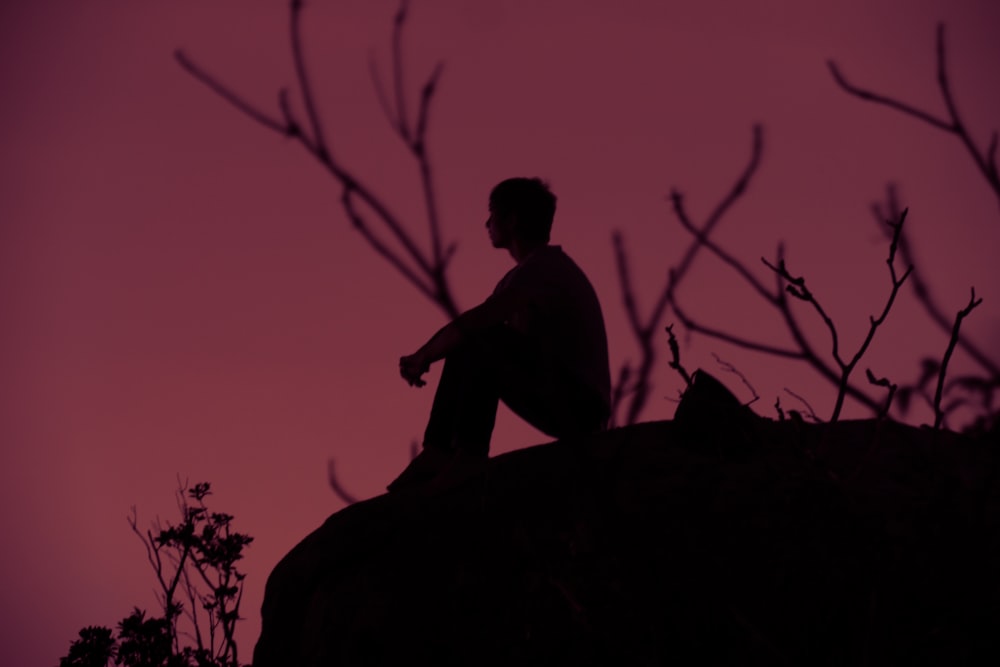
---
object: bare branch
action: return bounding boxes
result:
[179,0,460,322]
[662,125,765,318]
[827,60,951,131]
[670,295,803,358]
[175,51,289,135]
[866,368,898,420]
[666,324,694,388]
[934,288,984,429]
[290,0,330,161]
[871,184,999,377]
[762,210,912,421]
[341,189,437,302]
[328,459,360,505]
[783,387,820,422]
[830,23,1000,209]
[712,352,759,405]
[391,0,412,140]
[612,126,763,425]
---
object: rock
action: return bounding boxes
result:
[252,377,999,666]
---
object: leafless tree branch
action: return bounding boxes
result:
[666,324,694,389]
[327,459,360,506]
[610,125,763,425]
[866,368,898,420]
[871,185,999,377]
[177,0,459,318]
[934,288,983,429]
[829,23,1000,210]
[712,352,759,406]
[761,209,912,421]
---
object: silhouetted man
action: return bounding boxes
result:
[389,177,611,491]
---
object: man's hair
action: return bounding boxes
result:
[489,177,557,243]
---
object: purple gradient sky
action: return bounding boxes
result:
[2,1,999,663]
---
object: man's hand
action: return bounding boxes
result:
[399,352,431,387]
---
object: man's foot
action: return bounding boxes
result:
[386,447,453,493]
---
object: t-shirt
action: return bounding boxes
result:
[491,245,611,415]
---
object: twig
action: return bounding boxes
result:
[327,459,360,505]
[865,368,898,419]
[177,0,460,318]
[872,185,999,377]
[611,125,763,424]
[712,352,759,406]
[829,23,1000,210]
[761,209,912,421]
[934,288,983,429]
[666,324,694,388]
[783,388,820,422]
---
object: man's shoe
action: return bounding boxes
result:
[386,447,452,493]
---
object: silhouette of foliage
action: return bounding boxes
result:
[59,482,252,667]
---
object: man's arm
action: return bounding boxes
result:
[399,287,522,387]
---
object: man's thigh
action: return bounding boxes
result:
[489,330,598,438]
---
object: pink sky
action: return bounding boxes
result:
[2,1,998,663]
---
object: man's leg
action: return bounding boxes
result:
[421,332,505,458]
[387,331,506,492]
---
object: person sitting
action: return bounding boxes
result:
[389,177,611,492]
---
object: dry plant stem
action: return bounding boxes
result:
[866,368,898,419]
[762,210,912,421]
[176,0,459,318]
[611,125,763,425]
[128,512,190,653]
[666,324,694,388]
[872,185,999,378]
[829,23,1000,211]
[712,352,759,405]
[783,387,819,422]
[612,233,657,425]
[934,288,983,429]
[327,459,360,505]
[668,149,884,414]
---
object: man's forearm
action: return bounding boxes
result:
[417,320,465,363]
[417,296,512,363]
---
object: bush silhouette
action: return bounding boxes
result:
[59,482,252,667]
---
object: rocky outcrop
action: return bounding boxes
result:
[252,375,999,666]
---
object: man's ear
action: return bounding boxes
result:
[507,212,522,237]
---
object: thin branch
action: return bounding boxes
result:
[662,125,765,318]
[866,368,898,420]
[670,295,803,358]
[341,188,437,302]
[872,184,999,377]
[666,324,694,388]
[612,125,763,424]
[761,209,912,421]
[712,352,759,406]
[178,0,461,320]
[175,51,289,135]
[328,458,360,505]
[391,0,412,141]
[783,387,820,422]
[827,60,951,131]
[290,0,330,161]
[934,288,983,429]
[829,23,1000,209]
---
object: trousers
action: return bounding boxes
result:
[422,326,607,456]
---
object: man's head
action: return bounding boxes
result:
[486,177,557,249]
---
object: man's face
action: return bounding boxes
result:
[486,206,516,249]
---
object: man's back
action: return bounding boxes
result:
[491,244,611,416]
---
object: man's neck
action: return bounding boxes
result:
[509,239,548,264]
